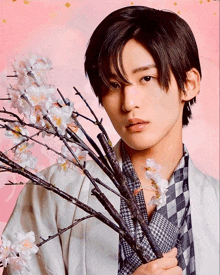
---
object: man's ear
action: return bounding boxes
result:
[181,68,200,101]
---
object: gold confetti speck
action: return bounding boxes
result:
[23,0,30,4]
[12,0,17,2]
[177,11,181,14]
[214,13,216,15]
[174,2,177,6]
[207,0,210,2]
[131,2,134,4]
[3,19,6,23]
[49,12,57,19]
[65,2,71,8]
[199,0,203,3]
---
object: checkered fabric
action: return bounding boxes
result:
[118,143,196,275]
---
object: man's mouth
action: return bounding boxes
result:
[126,119,149,132]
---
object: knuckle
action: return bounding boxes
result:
[150,262,158,271]
[175,266,183,274]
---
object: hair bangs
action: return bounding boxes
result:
[98,35,131,91]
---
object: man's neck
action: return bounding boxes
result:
[124,134,183,182]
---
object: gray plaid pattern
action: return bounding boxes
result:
[118,143,196,275]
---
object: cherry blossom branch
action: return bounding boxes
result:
[56,87,111,170]
[6,74,18,77]
[97,133,163,259]
[37,215,94,247]
[8,130,43,153]
[72,110,95,124]
[0,113,119,198]
[1,124,82,170]
[0,151,148,263]
[73,87,110,143]
[0,108,24,125]
[4,180,25,185]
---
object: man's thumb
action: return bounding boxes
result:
[163,247,177,258]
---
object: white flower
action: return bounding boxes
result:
[0,237,13,267]
[7,87,30,114]
[148,192,167,207]
[48,105,74,135]
[14,142,34,156]
[5,123,29,145]
[11,231,38,259]
[144,159,168,207]
[57,144,87,172]
[57,98,74,109]
[144,159,162,180]
[14,151,37,171]
[29,55,52,72]
[8,256,29,273]
[12,55,52,87]
[25,85,56,110]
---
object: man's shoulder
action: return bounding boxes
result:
[188,157,219,199]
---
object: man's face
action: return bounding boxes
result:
[102,39,184,152]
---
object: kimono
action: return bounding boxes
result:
[3,142,219,275]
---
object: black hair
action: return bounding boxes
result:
[85,6,201,126]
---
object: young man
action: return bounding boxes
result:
[3,5,219,275]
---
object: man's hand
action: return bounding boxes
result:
[132,247,182,275]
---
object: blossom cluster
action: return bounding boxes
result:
[0,230,38,273]
[144,159,169,206]
[7,56,75,135]
[4,56,87,171]
[5,123,37,171]
[57,144,87,172]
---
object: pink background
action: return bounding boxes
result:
[0,0,219,272]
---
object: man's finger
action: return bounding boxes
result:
[163,247,177,258]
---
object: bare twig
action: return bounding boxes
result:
[5,180,24,185]
[73,87,110,143]
[37,215,94,247]
[0,109,24,125]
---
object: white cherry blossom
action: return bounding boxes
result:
[57,144,87,171]
[8,256,29,273]
[14,142,34,156]
[0,237,13,267]
[47,105,74,135]
[5,123,29,145]
[11,231,38,259]
[25,85,56,111]
[144,159,168,207]
[14,151,38,171]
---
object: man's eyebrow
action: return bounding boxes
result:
[108,64,156,79]
[132,64,156,74]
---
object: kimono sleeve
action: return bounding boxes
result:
[2,164,69,275]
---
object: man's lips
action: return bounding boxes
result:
[125,118,149,128]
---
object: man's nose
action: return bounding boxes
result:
[121,85,140,112]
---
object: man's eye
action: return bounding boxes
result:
[141,76,152,82]
[110,82,121,89]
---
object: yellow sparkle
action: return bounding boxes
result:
[174,2,177,6]
[65,2,71,8]
[131,2,134,4]
[214,13,216,15]
[177,11,181,14]
[3,19,6,23]
[23,0,30,4]
[199,0,203,3]
[49,12,57,19]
